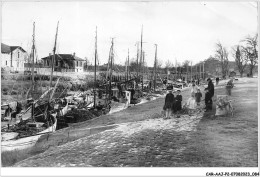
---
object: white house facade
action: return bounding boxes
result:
[1,43,27,72]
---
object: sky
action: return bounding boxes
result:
[1,1,258,67]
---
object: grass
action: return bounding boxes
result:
[181,78,258,167]
[1,148,45,167]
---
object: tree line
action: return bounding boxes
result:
[83,34,258,78]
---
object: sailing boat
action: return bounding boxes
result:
[60,28,111,125]
[88,28,111,114]
[1,22,59,152]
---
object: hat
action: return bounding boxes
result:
[177,89,181,92]
[204,88,208,91]
[207,78,211,81]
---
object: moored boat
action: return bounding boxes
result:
[1,112,57,152]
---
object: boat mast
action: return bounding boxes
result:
[31,22,35,93]
[125,58,127,82]
[31,22,35,122]
[191,61,192,81]
[50,21,59,88]
[136,42,139,77]
[135,42,139,78]
[154,44,157,91]
[94,26,97,108]
[109,38,114,101]
[142,51,145,91]
[140,25,143,86]
[127,49,129,81]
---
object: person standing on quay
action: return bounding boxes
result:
[175,90,182,112]
[204,78,214,111]
[216,77,219,86]
[195,88,202,106]
[190,80,198,96]
[163,89,175,119]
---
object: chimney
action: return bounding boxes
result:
[73,52,76,57]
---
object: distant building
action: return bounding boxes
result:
[229,61,258,77]
[41,53,85,72]
[1,43,27,72]
[202,57,258,78]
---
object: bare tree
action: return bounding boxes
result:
[165,59,173,69]
[241,34,258,77]
[157,59,163,69]
[164,59,173,73]
[215,42,229,77]
[232,45,247,77]
[129,58,138,72]
[84,57,90,71]
[182,60,190,73]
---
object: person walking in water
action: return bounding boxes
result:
[164,89,175,119]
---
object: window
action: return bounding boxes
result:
[18,51,20,58]
[47,60,49,66]
[6,61,7,66]
[77,61,78,67]
[79,61,82,67]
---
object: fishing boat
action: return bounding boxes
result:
[59,28,113,125]
[1,112,57,152]
[1,22,60,152]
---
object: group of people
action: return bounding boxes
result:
[163,89,183,118]
[164,78,215,119]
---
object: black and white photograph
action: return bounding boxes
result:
[1,0,259,176]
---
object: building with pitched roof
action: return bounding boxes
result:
[1,43,27,72]
[41,53,85,72]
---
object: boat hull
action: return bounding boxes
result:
[1,114,57,153]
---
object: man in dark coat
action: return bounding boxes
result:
[207,78,214,97]
[164,90,175,119]
[216,77,219,86]
[204,78,214,111]
[175,90,182,112]
[204,88,212,111]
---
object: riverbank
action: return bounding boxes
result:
[3,77,258,167]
